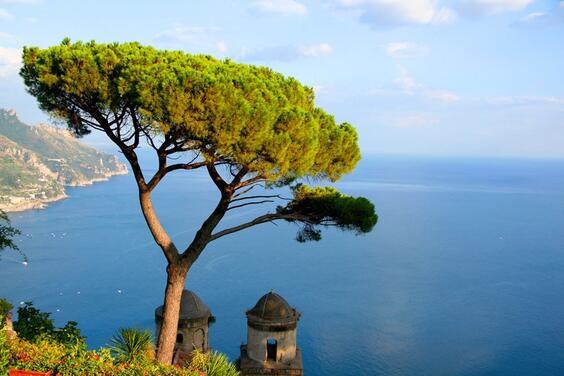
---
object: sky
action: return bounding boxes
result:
[0,0,563,158]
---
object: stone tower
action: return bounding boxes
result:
[155,290,212,358]
[240,292,303,376]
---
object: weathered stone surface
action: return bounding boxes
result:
[240,345,303,376]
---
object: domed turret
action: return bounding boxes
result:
[246,291,300,330]
[240,291,303,376]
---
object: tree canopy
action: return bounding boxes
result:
[21,40,376,243]
[21,40,360,183]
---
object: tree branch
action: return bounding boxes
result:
[227,200,274,211]
[209,212,307,242]
[206,162,228,192]
[235,175,266,189]
[230,194,289,203]
[165,161,207,174]
[139,191,180,264]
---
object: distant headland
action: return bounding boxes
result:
[0,108,127,212]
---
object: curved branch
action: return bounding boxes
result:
[146,161,207,191]
[209,213,307,242]
[165,161,207,174]
[235,175,266,190]
[230,194,289,203]
[227,200,274,211]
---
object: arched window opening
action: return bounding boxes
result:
[267,338,277,361]
[176,333,184,344]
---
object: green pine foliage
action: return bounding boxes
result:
[280,184,378,242]
[21,39,359,183]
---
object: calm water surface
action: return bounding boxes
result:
[1,155,564,376]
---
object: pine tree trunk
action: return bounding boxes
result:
[155,262,189,364]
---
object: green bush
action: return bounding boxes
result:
[3,334,240,376]
[3,311,239,376]
[13,302,55,342]
[5,336,199,375]
[13,302,84,345]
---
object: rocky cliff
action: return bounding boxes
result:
[0,108,128,212]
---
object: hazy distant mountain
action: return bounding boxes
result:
[0,108,127,212]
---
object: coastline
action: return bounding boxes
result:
[1,169,128,213]
[1,192,69,212]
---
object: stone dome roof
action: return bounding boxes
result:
[155,290,211,320]
[247,292,300,323]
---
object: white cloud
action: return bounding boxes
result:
[394,70,419,93]
[0,8,13,20]
[0,46,21,77]
[251,0,307,15]
[458,0,534,16]
[377,68,461,103]
[520,12,547,22]
[298,43,333,57]
[424,90,461,102]
[154,25,227,54]
[393,114,439,128]
[386,42,430,58]
[513,11,549,26]
[334,0,456,28]
[242,43,333,62]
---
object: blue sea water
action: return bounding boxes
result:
[1,155,564,376]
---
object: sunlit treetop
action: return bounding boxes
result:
[21,39,360,183]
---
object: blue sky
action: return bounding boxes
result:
[0,0,563,157]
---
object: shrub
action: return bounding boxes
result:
[13,302,54,342]
[5,336,199,375]
[13,302,84,346]
[107,327,154,363]
[3,321,239,376]
[54,321,83,346]
[189,350,239,376]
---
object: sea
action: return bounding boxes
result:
[1,155,564,376]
